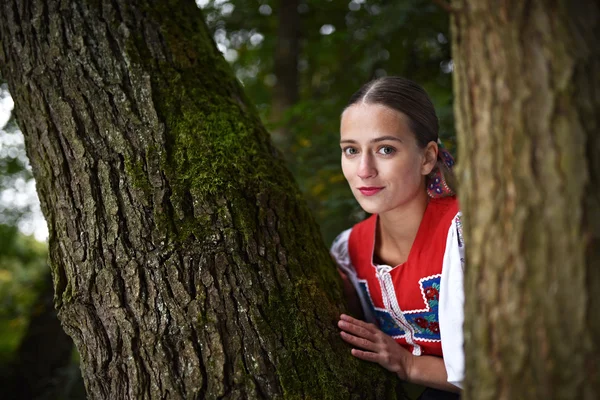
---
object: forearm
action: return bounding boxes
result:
[336,266,364,319]
[341,279,364,319]
[405,354,460,393]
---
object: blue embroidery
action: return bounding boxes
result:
[406,275,441,340]
[374,309,406,337]
[358,281,406,338]
[357,276,441,341]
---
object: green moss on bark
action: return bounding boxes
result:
[118,2,403,398]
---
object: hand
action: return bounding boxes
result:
[337,313,414,381]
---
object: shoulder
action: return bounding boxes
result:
[331,228,352,254]
[330,215,375,269]
[330,227,353,272]
[331,215,375,250]
[431,196,460,221]
[425,196,460,243]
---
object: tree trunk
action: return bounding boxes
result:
[0,1,402,399]
[451,1,600,399]
[270,0,300,150]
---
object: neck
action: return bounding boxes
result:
[375,189,429,264]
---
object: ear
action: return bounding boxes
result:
[421,141,438,176]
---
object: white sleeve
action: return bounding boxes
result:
[439,212,465,389]
[330,228,354,276]
[330,229,376,323]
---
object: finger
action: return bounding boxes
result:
[340,331,378,352]
[350,348,380,363]
[340,314,377,333]
[338,319,377,341]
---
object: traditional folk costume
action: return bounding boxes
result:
[331,142,464,393]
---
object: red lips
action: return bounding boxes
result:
[358,187,384,196]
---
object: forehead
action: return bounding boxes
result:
[340,103,413,141]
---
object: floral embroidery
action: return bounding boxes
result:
[357,276,443,342]
[426,141,455,198]
[424,286,439,301]
[440,147,455,168]
[428,321,440,334]
[404,275,442,340]
[426,169,453,198]
[415,317,429,329]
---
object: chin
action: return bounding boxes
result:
[355,198,388,215]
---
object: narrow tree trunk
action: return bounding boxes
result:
[451,1,600,399]
[270,0,300,150]
[0,1,402,399]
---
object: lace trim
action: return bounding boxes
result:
[376,265,422,356]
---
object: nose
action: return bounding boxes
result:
[357,153,377,179]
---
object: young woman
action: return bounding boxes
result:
[331,77,464,399]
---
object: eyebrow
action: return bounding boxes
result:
[340,136,404,144]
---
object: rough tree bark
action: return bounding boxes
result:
[451,1,599,399]
[0,1,402,399]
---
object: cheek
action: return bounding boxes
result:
[407,153,425,175]
[341,158,353,181]
[389,157,423,182]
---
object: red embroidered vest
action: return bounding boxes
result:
[348,197,458,356]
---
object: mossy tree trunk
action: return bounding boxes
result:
[451,1,600,399]
[0,1,402,399]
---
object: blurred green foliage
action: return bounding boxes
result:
[0,86,35,227]
[0,83,49,363]
[0,224,48,362]
[200,0,454,244]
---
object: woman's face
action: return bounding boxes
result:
[340,103,435,215]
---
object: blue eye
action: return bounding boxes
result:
[377,146,396,155]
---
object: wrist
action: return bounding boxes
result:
[396,352,415,382]
[406,354,417,382]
